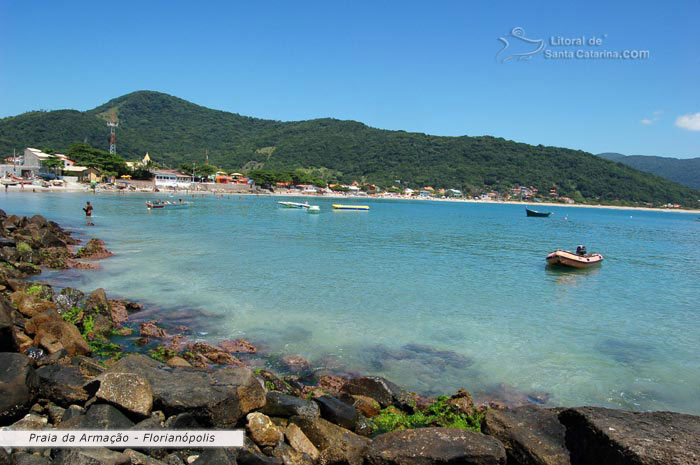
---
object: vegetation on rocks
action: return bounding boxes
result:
[369,396,484,435]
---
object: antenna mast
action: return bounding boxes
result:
[107,111,118,155]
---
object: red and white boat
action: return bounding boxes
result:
[546,249,603,268]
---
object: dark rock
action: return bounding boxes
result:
[0,352,39,422]
[191,449,237,465]
[76,238,114,260]
[236,449,283,465]
[10,453,51,465]
[54,287,86,313]
[123,449,170,465]
[0,449,11,465]
[261,392,320,419]
[256,370,300,396]
[105,354,265,427]
[289,415,370,465]
[559,406,700,465]
[219,338,257,354]
[24,310,90,355]
[341,376,410,409]
[62,403,135,430]
[73,355,106,377]
[448,388,475,415]
[186,342,244,366]
[318,375,346,394]
[482,405,570,465]
[316,395,359,430]
[52,448,130,465]
[0,296,19,352]
[163,412,202,429]
[35,364,93,406]
[132,415,165,430]
[269,442,314,465]
[366,427,506,465]
[61,404,86,422]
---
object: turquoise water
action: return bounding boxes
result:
[3,192,700,413]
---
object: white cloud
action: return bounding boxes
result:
[641,118,653,125]
[675,113,700,131]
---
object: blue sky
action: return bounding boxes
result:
[1,0,698,157]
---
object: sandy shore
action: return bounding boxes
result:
[5,182,700,214]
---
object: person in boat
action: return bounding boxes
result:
[576,245,587,256]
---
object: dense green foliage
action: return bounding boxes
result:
[66,142,130,176]
[1,90,698,206]
[369,396,484,435]
[599,152,700,189]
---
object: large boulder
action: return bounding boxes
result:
[366,428,506,465]
[25,310,90,355]
[35,364,93,406]
[105,354,265,427]
[316,395,359,431]
[289,415,371,465]
[9,291,57,318]
[482,405,570,465]
[61,403,135,430]
[0,353,39,422]
[76,239,113,260]
[96,372,153,418]
[341,376,410,409]
[261,392,320,419]
[0,297,19,352]
[559,407,700,465]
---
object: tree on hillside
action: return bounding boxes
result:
[66,142,129,176]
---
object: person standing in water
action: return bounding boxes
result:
[83,201,94,226]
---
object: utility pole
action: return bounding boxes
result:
[107,111,118,155]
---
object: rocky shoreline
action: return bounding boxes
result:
[1,210,699,465]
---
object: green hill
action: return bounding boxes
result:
[598,152,700,189]
[1,90,699,207]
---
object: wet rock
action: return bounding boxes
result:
[105,354,265,427]
[236,449,283,465]
[164,412,202,430]
[0,296,19,352]
[316,395,359,430]
[285,423,320,461]
[448,388,475,415]
[12,452,51,465]
[123,449,170,465]
[261,392,320,419]
[0,353,39,422]
[318,375,345,394]
[140,321,169,338]
[62,403,135,430]
[52,448,130,465]
[256,370,300,396]
[482,405,570,465]
[350,395,381,418]
[10,291,57,318]
[247,412,284,447]
[53,287,86,314]
[219,338,257,354]
[186,342,244,366]
[341,376,411,409]
[108,300,129,325]
[191,449,237,465]
[35,364,93,407]
[559,406,700,465]
[366,427,506,465]
[76,238,114,260]
[96,372,153,418]
[280,355,312,374]
[46,402,66,424]
[289,415,370,465]
[61,404,86,423]
[25,310,90,355]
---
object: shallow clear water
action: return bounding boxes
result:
[3,192,700,413]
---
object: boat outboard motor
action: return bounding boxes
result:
[576,245,587,256]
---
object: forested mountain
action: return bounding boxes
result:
[1,90,699,207]
[598,152,700,189]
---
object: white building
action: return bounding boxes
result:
[153,170,192,189]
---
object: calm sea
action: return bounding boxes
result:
[3,192,700,413]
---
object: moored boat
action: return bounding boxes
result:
[332,204,370,211]
[278,201,311,209]
[526,207,552,217]
[546,248,603,268]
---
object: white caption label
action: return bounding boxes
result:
[0,430,244,448]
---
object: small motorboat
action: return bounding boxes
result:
[307,205,321,213]
[278,201,311,209]
[526,207,552,217]
[332,204,370,211]
[546,247,603,269]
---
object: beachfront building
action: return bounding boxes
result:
[153,170,192,189]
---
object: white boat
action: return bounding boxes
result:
[307,205,321,213]
[278,201,311,209]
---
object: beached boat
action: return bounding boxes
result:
[526,207,552,217]
[332,204,370,211]
[546,249,603,268]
